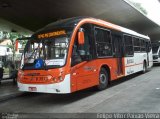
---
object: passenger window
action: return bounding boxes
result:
[133,37,141,52]
[146,41,152,53]
[141,39,146,52]
[124,35,134,56]
[95,28,112,57]
[149,41,152,52]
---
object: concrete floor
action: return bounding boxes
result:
[0,66,160,118]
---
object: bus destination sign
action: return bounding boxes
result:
[37,30,66,39]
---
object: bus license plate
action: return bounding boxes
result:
[28,87,37,91]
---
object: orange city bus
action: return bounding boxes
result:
[17,17,153,94]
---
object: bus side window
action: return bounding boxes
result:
[71,41,82,66]
[71,25,92,66]
[146,41,151,53]
[133,37,141,52]
[95,28,112,57]
[124,35,134,56]
[149,41,152,52]
[141,39,146,52]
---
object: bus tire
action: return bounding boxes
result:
[97,68,109,90]
[142,61,147,73]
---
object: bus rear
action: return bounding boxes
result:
[152,43,160,64]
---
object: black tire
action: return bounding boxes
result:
[142,61,147,73]
[97,68,109,90]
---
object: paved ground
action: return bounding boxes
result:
[0,66,160,118]
[0,79,22,102]
[0,74,20,99]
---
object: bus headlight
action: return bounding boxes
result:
[52,76,63,82]
[53,77,57,82]
[18,71,24,80]
[47,75,53,80]
[58,76,63,81]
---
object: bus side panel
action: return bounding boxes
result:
[70,60,99,92]
[124,53,147,76]
[70,58,124,92]
[95,58,126,81]
[97,58,124,81]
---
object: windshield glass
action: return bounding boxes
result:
[152,46,159,54]
[21,29,72,70]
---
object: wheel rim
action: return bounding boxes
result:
[100,73,107,84]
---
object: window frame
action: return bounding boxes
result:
[140,39,146,52]
[94,26,113,58]
[123,34,134,57]
[145,40,152,53]
[71,23,94,67]
[133,36,141,53]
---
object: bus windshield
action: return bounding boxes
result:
[21,30,72,70]
[152,46,159,54]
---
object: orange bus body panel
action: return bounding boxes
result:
[70,58,125,92]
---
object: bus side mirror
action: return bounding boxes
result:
[78,31,85,45]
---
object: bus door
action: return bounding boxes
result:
[71,24,98,91]
[112,34,123,75]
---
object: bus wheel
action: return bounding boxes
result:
[97,68,109,90]
[142,61,147,73]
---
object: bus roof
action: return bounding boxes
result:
[34,17,150,40]
[35,17,85,33]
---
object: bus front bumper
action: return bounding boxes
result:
[153,59,160,63]
[17,74,71,94]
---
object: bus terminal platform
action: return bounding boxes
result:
[0,75,22,102]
